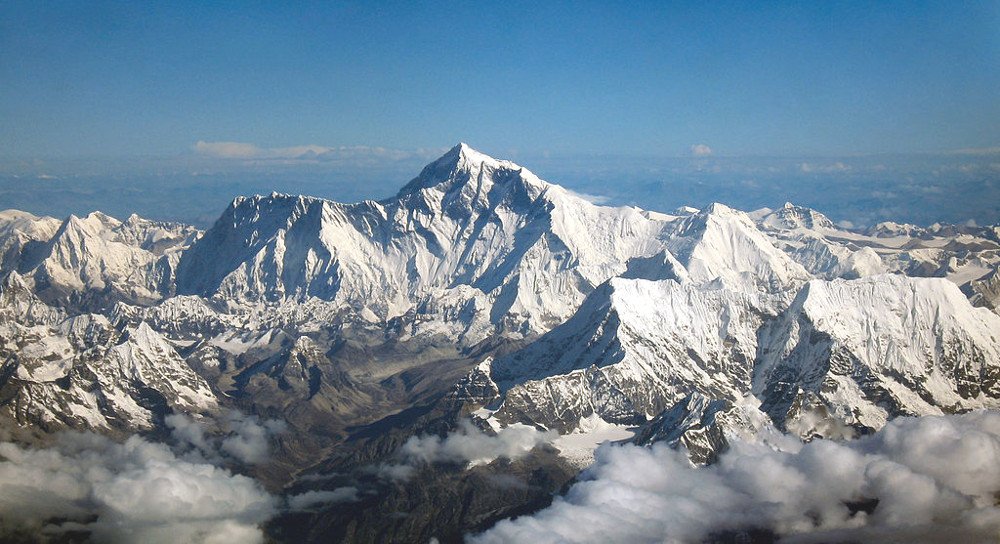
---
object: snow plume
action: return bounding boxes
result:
[167,410,287,465]
[472,412,1000,544]
[0,432,277,544]
[377,420,554,481]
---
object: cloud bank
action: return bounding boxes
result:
[472,411,1000,544]
[0,433,277,544]
[0,411,289,543]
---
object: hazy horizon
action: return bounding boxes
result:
[2,143,998,230]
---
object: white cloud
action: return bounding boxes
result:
[471,412,1000,544]
[377,420,554,481]
[166,411,286,465]
[564,189,612,205]
[193,141,446,163]
[219,412,288,465]
[690,144,713,157]
[800,161,850,174]
[0,433,277,544]
[286,487,360,511]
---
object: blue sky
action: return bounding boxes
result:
[2,1,998,158]
[1,2,999,228]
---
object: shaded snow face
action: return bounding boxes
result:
[471,411,1000,544]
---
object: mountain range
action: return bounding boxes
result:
[1,144,999,542]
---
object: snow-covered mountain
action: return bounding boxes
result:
[0,273,216,433]
[755,203,887,279]
[0,209,61,276]
[2,145,998,441]
[755,202,1000,305]
[1,144,1000,542]
[755,274,1000,436]
[461,277,771,431]
[176,144,678,335]
[12,211,198,311]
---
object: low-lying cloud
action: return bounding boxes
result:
[167,410,287,465]
[0,411,289,543]
[471,411,1000,543]
[0,433,277,544]
[377,420,554,481]
[286,487,360,511]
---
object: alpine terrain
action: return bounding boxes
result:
[1,144,999,542]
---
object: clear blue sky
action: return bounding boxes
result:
[2,1,998,159]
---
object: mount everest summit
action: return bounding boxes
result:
[1,144,999,542]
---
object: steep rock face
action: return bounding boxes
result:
[755,274,1000,435]
[631,392,773,464]
[177,144,675,334]
[468,278,772,431]
[462,271,1000,453]
[965,266,1000,314]
[0,272,65,326]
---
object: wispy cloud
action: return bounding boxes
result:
[286,488,360,511]
[566,189,612,205]
[193,140,446,162]
[193,141,262,159]
[799,161,850,173]
[946,146,1000,156]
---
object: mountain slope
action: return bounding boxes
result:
[463,277,772,431]
[177,144,676,335]
[667,203,811,293]
[15,211,197,311]
[0,209,61,276]
[0,305,217,434]
[755,274,1000,436]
